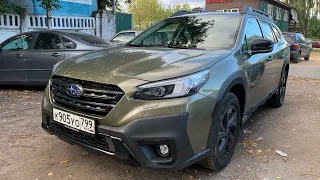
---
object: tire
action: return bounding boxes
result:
[267,69,288,107]
[293,52,300,63]
[198,92,241,171]
[304,52,310,61]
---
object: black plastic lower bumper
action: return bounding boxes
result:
[42,109,209,170]
[290,51,300,59]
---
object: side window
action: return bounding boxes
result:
[259,21,275,42]
[1,34,33,52]
[271,25,281,43]
[242,19,263,51]
[61,37,77,49]
[297,35,304,43]
[300,35,307,43]
[34,33,63,50]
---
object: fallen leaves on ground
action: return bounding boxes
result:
[60,160,69,164]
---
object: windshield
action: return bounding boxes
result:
[128,15,241,50]
[112,32,136,43]
[283,34,295,43]
[70,33,110,46]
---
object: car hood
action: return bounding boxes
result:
[54,46,231,84]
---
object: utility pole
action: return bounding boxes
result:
[112,0,116,13]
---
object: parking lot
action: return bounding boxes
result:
[0,53,320,180]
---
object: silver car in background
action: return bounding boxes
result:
[0,30,111,86]
[110,30,142,44]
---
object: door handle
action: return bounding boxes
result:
[266,56,273,61]
[51,53,61,57]
[15,54,23,58]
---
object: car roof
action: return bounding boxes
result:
[118,29,142,33]
[171,12,241,18]
[17,30,89,35]
[172,6,273,21]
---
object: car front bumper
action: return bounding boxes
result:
[42,86,217,169]
[290,50,300,59]
[42,110,212,169]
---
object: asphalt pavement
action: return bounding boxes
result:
[289,51,320,79]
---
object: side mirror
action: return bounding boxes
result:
[251,38,274,55]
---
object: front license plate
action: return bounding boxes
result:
[53,108,95,134]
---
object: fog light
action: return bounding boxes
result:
[157,144,170,157]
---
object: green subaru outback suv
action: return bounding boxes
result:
[42,7,290,170]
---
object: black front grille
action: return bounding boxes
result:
[50,76,125,117]
[49,122,115,152]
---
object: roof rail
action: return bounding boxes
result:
[241,6,273,20]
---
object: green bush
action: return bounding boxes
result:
[0,0,22,14]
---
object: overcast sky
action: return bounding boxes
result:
[119,0,205,12]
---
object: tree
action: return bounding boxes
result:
[0,0,22,14]
[284,0,320,35]
[36,0,62,29]
[97,0,121,11]
[128,0,192,29]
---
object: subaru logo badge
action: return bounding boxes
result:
[66,84,83,97]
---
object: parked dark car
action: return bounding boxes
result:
[0,30,111,86]
[312,41,320,48]
[282,32,312,63]
[42,7,290,170]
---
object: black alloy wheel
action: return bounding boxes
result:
[218,105,238,159]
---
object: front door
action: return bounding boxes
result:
[27,32,65,84]
[270,24,287,84]
[241,18,270,108]
[0,33,34,84]
[258,20,280,93]
[297,34,309,57]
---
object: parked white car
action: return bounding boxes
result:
[110,30,142,44]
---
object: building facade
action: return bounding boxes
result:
[205,0,297,31]
[9,0,98,17]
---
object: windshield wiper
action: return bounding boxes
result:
[127,44,168,48]
[127,43,144,47]
[167,44,206,50]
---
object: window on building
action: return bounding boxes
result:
[283,10,289,21]
[267,4,274,17]
[231,8,239,12]
[217,8,239,12]
[242,18,263,51]
[276,7,282,20]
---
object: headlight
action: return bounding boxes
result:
[134,70,209,100]
[51,61,64,75]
